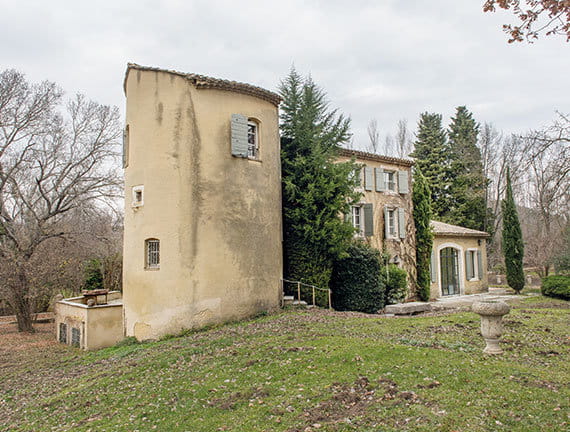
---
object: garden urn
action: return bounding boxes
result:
[471,300,510,355]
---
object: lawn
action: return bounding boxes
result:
[1,296,568,432]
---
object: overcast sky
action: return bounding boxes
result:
[1,0,568,152]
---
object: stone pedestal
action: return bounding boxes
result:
[472,300,510,354]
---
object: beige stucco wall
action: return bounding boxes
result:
[337,155,417,296]
[55,292,124,350]
[430,235,488,299]
[123,68,282,340]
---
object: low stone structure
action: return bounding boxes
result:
[430,221,489,299]
[55,291,123,350]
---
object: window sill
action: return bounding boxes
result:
[247,157,262,163]
[144,267,160,271]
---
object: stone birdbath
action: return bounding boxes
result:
[471,300,510,355]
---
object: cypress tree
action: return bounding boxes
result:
[502,168,525,293]
[279,68,360,292]
[412,168,434,301]
[410,113,451,219]
[447,106,488,231]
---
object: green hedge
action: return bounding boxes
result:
[384,264,408,305]
[331,242,385,313]
[541,275,570,300]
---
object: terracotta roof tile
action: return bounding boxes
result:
[338,148,414,167]
[431,220,490,238]
[124,63,281,106]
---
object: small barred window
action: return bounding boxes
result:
[71,327,81,347]
[59,323,67,344]
[145,239,160,269]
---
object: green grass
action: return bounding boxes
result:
[1,296,569,432]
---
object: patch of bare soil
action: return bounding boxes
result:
[287,376,429,431]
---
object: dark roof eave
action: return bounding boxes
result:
[338,148,415,167]
[123,63,282,106]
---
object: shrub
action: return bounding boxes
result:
[83,259,103,291]
[541,275,570,300]
[331,242,385,313]
[383,265,408,305]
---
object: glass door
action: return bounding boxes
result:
[440,247,460,296]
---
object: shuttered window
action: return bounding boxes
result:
[363,203,374,237]
[384,171,396,191]
[477,250,483,281]
[465,250,478,280]
[397,170,409,194]
[398,208,406,239]
[231,114,248,158]
[375,167,385,192]
[364,166,373,191]
[430,249,437,283]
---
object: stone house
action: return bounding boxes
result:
[429,220,489,299]
[336,149,417,293]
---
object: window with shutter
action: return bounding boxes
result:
[384,171,396,191]
[477,250,483,280]
[430,249,437,283]
[364,166,373,191]
[397,170,409,194]
[384,207,397,239]
[231,114,248,158]
[375,167,385,192]
[363,203,374,237]
[123,125,130,168]
[247,120,259,159]
[398,208,406,239]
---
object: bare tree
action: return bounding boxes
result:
[395,119,412,158]
[366,119,381,153]
[0,69,121,332]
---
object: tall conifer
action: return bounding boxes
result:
[279,68,360,290]
[410,113,451,219]
[412,168,433,301]
[502,168,525,293]
[447,106,488,230]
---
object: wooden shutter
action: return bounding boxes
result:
[398,207,406,239]
[364,166,373,191]
[430,249,437,282]
[465,251,474,280]
[398,170,409,194]
[477,249,483,280]
[384,206,390,238]
[231,114,248,157]
[375,168,385,192]
[363,203,374,237]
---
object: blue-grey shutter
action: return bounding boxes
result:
[363,203,374,237]
[231,114,248,157]
[376,168,385,192]
[398,170,409,194]
[398,207,406,239]
[384,206,390,238]
[477,249,483,280]
[465,251,473,280]
[430,249,436,282]
[364,166,373,191]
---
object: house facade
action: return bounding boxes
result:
[121,64,283,340]
[337,149,417,293]
[429,221,489,299]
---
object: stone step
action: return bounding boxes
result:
[384,302,432,315]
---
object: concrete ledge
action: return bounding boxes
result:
[384,302,432,315]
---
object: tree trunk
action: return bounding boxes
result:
[13,269,35,333]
